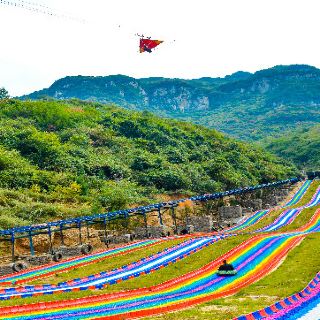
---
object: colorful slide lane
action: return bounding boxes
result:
[0,239,161,285]
[0,234,234,299]
[255,184,320,233]
[0,180,312,286]
[282,180,312,207]
[303,185,320,208]
[234,272,320,320]
[226,179,314,234]
[0,233,308,319]
[1,208,320,319]
[226,210,271,233]
[0,182,319,299]
[257,209,301,232]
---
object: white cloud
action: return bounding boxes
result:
[1,0,320,95]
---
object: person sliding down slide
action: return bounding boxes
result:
[218,259,237,276]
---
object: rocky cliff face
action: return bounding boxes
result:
[21,65,320,140]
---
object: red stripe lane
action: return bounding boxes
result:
[13,244,159,285]
[0,236,302,319]
[0,236,263,315]
[94,236,303,320]
[259,309,270,317]
[0,240,165,286]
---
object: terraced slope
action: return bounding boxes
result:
[0,235,232,299]
[0,211,319,319]
[0,181,312,290]
[0,180,319,319]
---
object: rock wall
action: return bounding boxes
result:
[0,265,15,276]
[218,206,242,220]
[134,226,170,238]
[185,216,213,233]
[25,255,51,266]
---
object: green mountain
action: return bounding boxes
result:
[0,99,296,228]
[22,65,320,141]
[263,125,320,170]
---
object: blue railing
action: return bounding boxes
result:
[0,177,300,238]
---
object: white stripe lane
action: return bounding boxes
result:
[0,236,217,298]
[86,237,214,285]
[296,302,320,320]
[305,190,320,208]
[264,209,299,232]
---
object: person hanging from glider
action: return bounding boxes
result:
[139,36,163,53]
[217,259,237,276]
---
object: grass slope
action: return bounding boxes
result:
[0,183,318,319]
[263,124,320,170]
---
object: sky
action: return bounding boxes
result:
[1,0,320,96]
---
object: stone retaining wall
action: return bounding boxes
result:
[185,216,213,233]
[218,205,242,220]
[0,265,15,276]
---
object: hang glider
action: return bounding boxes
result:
[139,38,163,53]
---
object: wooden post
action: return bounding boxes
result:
[48,226,53,254]
[143,211,148,238]
[103,217,108,238]
[185,208,189,229]
[28,230,35,256]
[102,216,109,248]
[78,221,82,245]
[11,232,15,262]
[86,221,90,239]
[158,207,163,226]
[59,224,65,246]
[171,206,177,234]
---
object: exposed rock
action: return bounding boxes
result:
[185,215,213,233]
[219,206,243,220]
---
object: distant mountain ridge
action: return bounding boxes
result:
[21,64,320,140]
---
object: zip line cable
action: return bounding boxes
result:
[0,0,86,23]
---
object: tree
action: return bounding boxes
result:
[0,87,9,100]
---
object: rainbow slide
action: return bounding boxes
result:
[226,209,271,232]
[282,180,312,207]
[0,209,319,319]
[303,185,320,208]
[0,181,317,298]
[226,179,314,234]
[0,234,233,299]
[234,272,320,320]
[0,180,311,286]
[0,239,163,285]
[0,180,317,319]
[257,209,301,232]
[256,183,320,233]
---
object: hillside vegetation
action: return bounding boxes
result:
[22,65,320,141]
[0,99,296,228]
[263,125,320,170]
